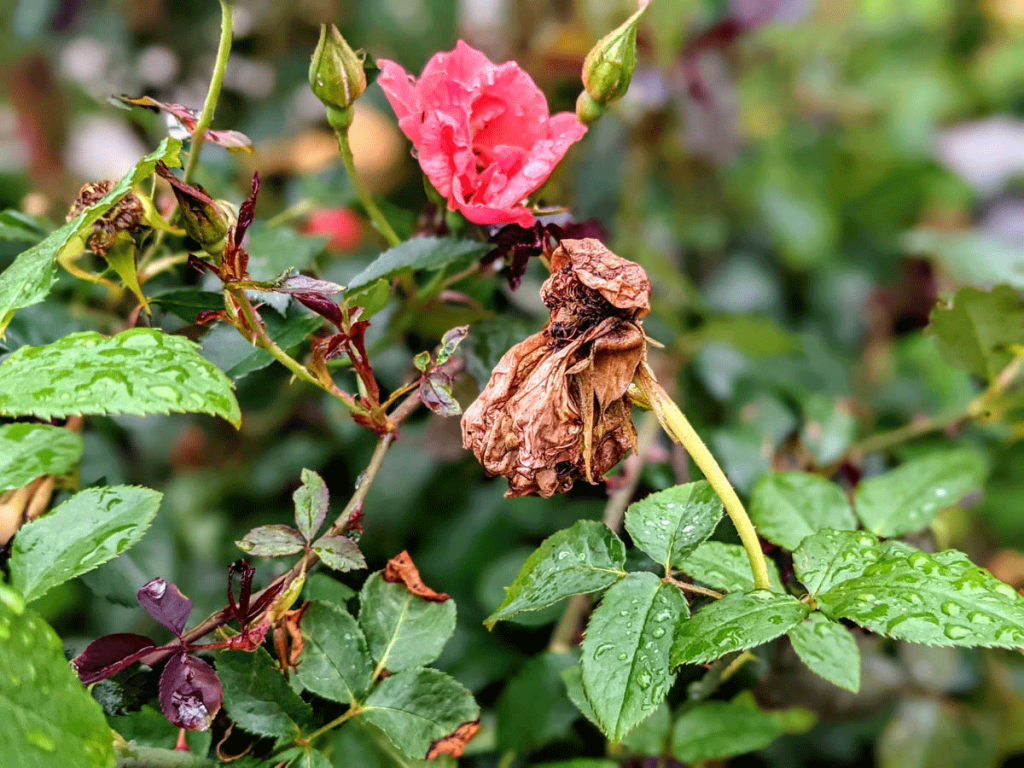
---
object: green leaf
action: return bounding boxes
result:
[799,394,855,466]
[435,326,468,366]
[670,699,784,763]
[0,422,83,492]
[293,468,329,542]
[289,748,332,768]
[235,525,305,557]
[485,520,626,628]
[621,704,671,756]
[108,705,210,754]
[296,600,374,704]
[312,534,366,572]
[9,486,161,604]
[671,591,809,666]
[496,653,579,752]
[245,221,327,281]
[358,572,456,674]
[792,529,881,597]
[562,665,601,730]
[0,328,241,427]
[854,449,987,537]
[749,472,857,550]
[677,542,784,593]
[150,290,224,323]
[349,278,391,320]
[0,584,115,767]
[358,667,479,760]
[0,209,45,243]
[624,481,723,570]
[200,313,322,381]
[346,237,491,293]
[0,138,182,335]
[217,646,314,739]
[816,549,1024,648]
[580,572,688,742]
[928,285,1024,380]
[787,612,861,693]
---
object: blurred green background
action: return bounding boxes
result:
[4,0,1024,765]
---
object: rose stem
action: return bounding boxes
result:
[636,364,773,592]
[548,411,662,653]
[334,128,402,247]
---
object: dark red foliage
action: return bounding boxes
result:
[71,633,157,685]
[159,652,222,731]
[489,219,608,289]
[137,578,193,637]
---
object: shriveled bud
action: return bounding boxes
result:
[309,24,367,132]
[579,2,649,113]
[67,181,146,256]
[155,163,232,254]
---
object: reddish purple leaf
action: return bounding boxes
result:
[227,560,255,626]
[159,653,222,731]
[138,578,193,637]
[294,292,346,331]
[277,274,345,295]
[71,633,157,685]
[419,370,461,417]
[234,172,261,247]
[115,95,253,152]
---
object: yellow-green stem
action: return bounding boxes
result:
[303,706,361,745]
[636,365,773,592]
[182,0,234,185]
[335,129,401,247]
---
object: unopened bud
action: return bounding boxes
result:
[309,24,366,132]
[580,4,648,111]
[575,92,607,125]
[155,163,231,254]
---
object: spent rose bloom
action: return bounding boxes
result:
[377,41,587,227]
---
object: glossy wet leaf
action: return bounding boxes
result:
[296,600,374,704]
[0,138,181,335]
[793,529,881,597]
[158,652,221,731]
[358,572,456,673]
[358,667,479,760]
[749,472,857,550]
[9,485,162,604]
[0,422,83,492]
[677,541,784,593]
[496,653,579,752]
[580,572,687,742]
[218,645,314,739]
[671,591,809,666]
[485,520,627,627]
[624,481,723,569]
[137,578,192,637]
[236,524,305,557]
[313,534,366,572]
[0,584,115,767]
[854,449,986,537]
[0,328,241,427]
[346,237,492,293]
[562,664,601,730]
[293,468,329,541]
[670,699,784,763]
[928,284,1024,381]
[816,549,1024,648]
[787,612,861,693]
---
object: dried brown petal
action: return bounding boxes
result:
[66,180,146,256]
[382,551,450,602]
[462,239,651,497]
[426,720,481,760]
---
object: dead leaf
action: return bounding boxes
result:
[382,551,449,602]
[426,720,481,760]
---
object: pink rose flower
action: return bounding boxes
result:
[377,41,587,228]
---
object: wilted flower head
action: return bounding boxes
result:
[67,181,146,256]
[462,238,651,497]
[377,41,587,228]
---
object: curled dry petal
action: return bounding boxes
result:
[383,550,450,602]
[462,238,652,497]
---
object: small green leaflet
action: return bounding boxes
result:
[358,667,479,760]
[485,520,626,628]
[670,699,785,763]
[671,591,809,666]
[624,481,723,570]
[0,584,115,768]
[928,284,1024,381]
[677,541,784,593]
[793,529,881,597]
[295,601,374,705]
[0,328,241,427]
[816,549,1024,648]
[750,472,856,550]
[358,572,456,674]
[0,138,182,335]
[580,573,687,742]
[293,468,329,542]
[9,486,162,604]
[0,423,83,492]
[787,612,861,693]
[854,449,986,537]
[346,237,492,293]
[217,646,314,739]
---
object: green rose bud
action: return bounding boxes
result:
[155,163,232,254]
[309,24,367,132]
[579,3,649,113]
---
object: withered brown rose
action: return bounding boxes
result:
[462,238,651,497]
[66,180,146,256]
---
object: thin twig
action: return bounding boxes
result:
[335,129,401,247]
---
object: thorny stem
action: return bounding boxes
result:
[635,364,773,593]
[138,392,422,667]
[548,412,661,653]
[335,128,401,247]
[665,575,723,600]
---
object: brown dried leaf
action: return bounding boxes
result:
[382,551,450,602]
[426,720,481,760]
